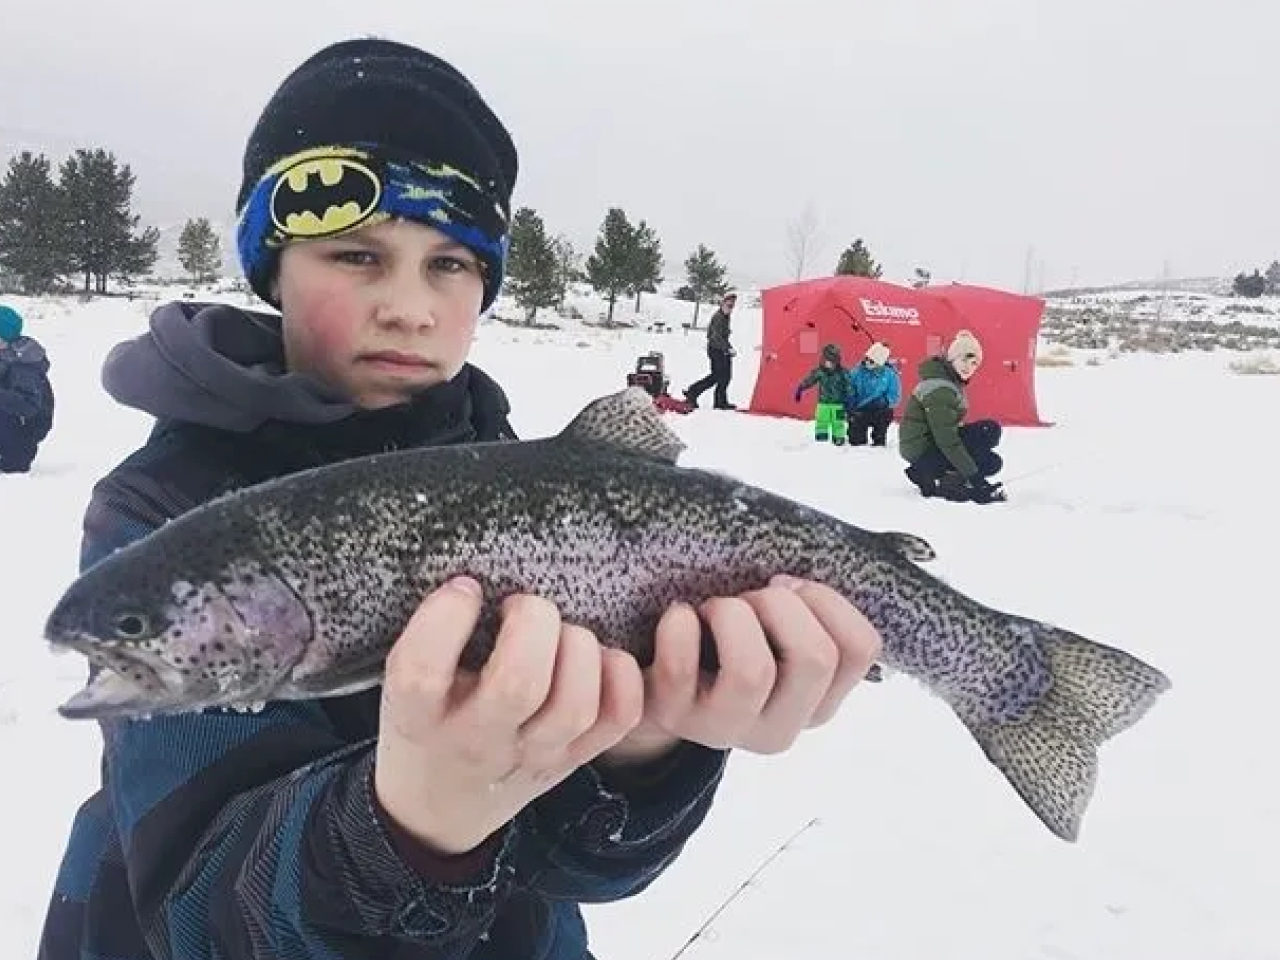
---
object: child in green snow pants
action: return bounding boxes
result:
[814,402,848,443]
[795,343,852,445]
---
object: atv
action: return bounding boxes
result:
[625,352,693,414]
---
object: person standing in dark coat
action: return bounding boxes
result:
[683,291,737,410]
[0,303,55,473]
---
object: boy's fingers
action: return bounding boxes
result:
[567,648,644,766]
[383,577,484,720]
[776,578,882,726]
[519,624,602,755]
[472,594,561,729]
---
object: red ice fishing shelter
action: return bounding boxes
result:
[748,277,1050,427]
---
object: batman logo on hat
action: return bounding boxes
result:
[268,155,382,238]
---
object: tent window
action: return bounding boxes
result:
[799,330,819,355]
[926,335,942,355]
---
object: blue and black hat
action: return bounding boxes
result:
[0,304,22,341]
[235,38,519,312]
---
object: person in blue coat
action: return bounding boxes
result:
[0,303,55,472]
[844,341,901,447]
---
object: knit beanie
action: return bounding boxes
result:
[864,341,890,366]
[946,329,983,365]
[821,343,842,364]
[235,37,519,312]
[0,304,22,342]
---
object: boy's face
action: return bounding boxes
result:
[273,219,485,408]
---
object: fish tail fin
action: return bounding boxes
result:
[960,624,1171,842]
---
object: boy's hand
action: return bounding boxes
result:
[374,578,644,855]
[602,576,882,765]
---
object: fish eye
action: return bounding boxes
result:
[112,612,150,640]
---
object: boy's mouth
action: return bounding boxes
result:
[359,350,434,371]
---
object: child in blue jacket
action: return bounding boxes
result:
[0,304,55,472]
[845,341,901,446]
[36,37,882,960]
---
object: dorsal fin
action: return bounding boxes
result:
[878,531,936,563]
[558,387,686,463]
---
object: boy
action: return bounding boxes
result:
[794,342,853,444]
[898,329,1007,503]
[38,38,882,960]
[844,341,901,447]
[0,303,55,473]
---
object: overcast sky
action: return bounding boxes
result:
[3,0,1275,291]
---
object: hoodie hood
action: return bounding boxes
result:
[917,354,962,383]
[0,335,48,369]
[103,300,389,432]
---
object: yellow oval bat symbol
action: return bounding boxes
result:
[269,156,382,238]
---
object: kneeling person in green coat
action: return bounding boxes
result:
[897,330,1007,503]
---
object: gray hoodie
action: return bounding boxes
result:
[102,300,376,432]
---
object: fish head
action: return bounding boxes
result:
[46,556,312,721]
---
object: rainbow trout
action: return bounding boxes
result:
[45,387,1170,841]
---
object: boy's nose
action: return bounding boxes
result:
[374,275,437,330]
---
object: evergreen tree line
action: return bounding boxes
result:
[0,149,162,294]
[508,204,740,328]
[0,145,894,323]
[1232,261,1280,298]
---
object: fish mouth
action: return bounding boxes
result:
[54,633,192,720]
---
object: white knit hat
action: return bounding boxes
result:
[946,329,983,365]
[864,341,891,366]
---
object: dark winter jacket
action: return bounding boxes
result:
[796,364,852,405]
[37,300,729,960]
[897,355,979,477]
[796,344,851,405]
[0,334,55,435]
[705,308,732,353]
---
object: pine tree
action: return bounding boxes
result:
[1265,260,1280,295]
[548,235,580,310]
[585,207,637,322]
[835,239,882,278]
[628,220,663,312]
[59,147,159,293]
[1233,269,1266,298]
[505,206,562,321]
[177,217,222,283]
[683,244,729,327]
[0,152,72,293]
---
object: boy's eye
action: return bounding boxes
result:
[431,255,476,274]
[330,249,379,266]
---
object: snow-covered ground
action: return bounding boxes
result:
[2,289,1274,959]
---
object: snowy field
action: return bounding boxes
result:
[1,290,1275,959]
